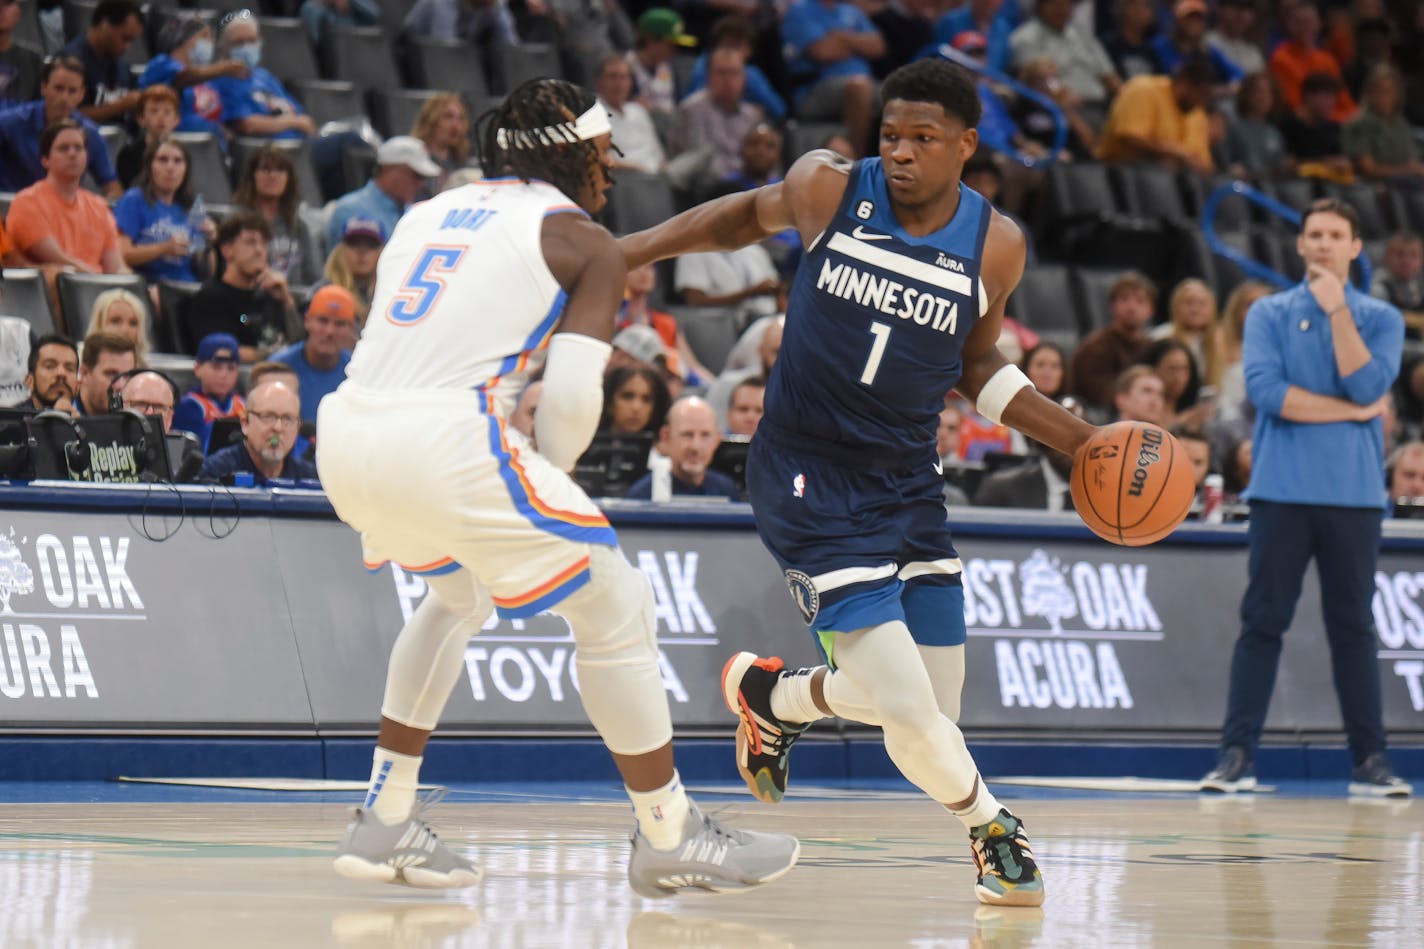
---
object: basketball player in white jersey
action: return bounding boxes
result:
[315,78,799,895]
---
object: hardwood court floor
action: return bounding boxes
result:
[0,787,1418,948]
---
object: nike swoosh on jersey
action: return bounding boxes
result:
[851,226,894,241]
[933,461,944,475]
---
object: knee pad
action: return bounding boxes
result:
[555,546,657,666]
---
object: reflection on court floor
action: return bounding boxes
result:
[0,789,1417,947]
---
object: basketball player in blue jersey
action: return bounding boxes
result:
[622,59,1099,906]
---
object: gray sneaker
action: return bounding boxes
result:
[333,789,482,889]
[1348,753,1413,798]
[1200,746,1257,793]
[627,799,799,898]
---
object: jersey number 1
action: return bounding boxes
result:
[860,322,891,385]
[387,246,467,325]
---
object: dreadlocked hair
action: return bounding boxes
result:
[475,78,604,203]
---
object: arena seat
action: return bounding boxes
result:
[1070,266,1131,333]
[371,88,439,140]
[1,269,57,336]
[259,17,320,87]
[56,272,154,343]
[172,132,232,203]
[1007,264,1081,352]
[1112,164,1189,222]
[406,37,490,103]
[328,26,402,104]
[489,42,562,95]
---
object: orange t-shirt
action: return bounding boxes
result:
[1269,42,1356,124]
[6,179,120,270]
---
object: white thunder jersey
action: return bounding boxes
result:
[344,177,586,416]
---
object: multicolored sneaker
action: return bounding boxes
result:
[721,652,809,804]
[969,809,1045,907]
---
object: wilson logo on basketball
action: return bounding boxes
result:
[1125,428,1164,499]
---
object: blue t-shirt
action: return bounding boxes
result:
[0,101,117,190]
[210,68,306,139]
[140,54,225,137]
[270,341,351,423]
[625,468,742,501]
[326,180,402,250]
[685,56,786,120]
[932,6,1016,73]
[1150,35,1243,85]
[113,189,200,284]
[782,0,876,101]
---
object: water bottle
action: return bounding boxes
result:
[648,452,672,503]
[1203,473,1225,525]
[186,196,208,255]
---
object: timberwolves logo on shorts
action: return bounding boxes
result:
[783,570,819,625]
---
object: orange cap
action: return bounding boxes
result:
[307,284,357,322]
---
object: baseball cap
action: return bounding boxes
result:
[307,284,357,323]
[341,216,386,244]
[196,332,240,363]
[613,325,667,366]
[375,135,441,177]
[951,30,989,54]
[637,8,697,47]
[1174,0,1208,17]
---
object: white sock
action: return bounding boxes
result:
[627,770,691,851]
[769,667,829,724]
[950,777,1005,831]
[365,748,422,825]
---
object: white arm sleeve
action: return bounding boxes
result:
[535,332,612,472]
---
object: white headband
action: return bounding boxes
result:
[495,103,611,150]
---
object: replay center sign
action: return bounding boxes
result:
[0,505,1420,737]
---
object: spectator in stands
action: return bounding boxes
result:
[1021,342,1067,401]
[411,93,474,197]
[0,277,31,406]
[139,13,245,139]
[6,120,129,320]
[707,314,781,424]
[198,379,316,485]
[1141,337,1210,430]
[621,263,712,386]
[114,84,181,188]
[1343,65,1423,183]
[972,440,1074,509]
[1011,56,1099,159]
[58,0,143,126]
[608,323,670,373]
[0,55,120,197]
[322,217,383,325]
[675,47,764,191]
[326,137,438,250]
[726,375,764,436]
[595,53,667,175]
[1221,71,1292,179]
[626,395,741,500]
[0,0,43,107]
[74,332,136,416]
[547,0,636,87]
[270,284,355,424]
[172,332,244,451]
[299,0,378,48]
[1372,231,1424,336]
[598,365,671,436]
[627,8,692,116]
[115,136,214,288]
[1070,271,1157,413]
[1389,441,1424,507]
[1214,280,1271,426]
[183,212,295,362]
[1151,0,1243,89]
[21,333,78,413]
[231,145,322,287]
[85,288,149,366]
[1174,425,1212,493]
[1113,363,1167,425]
[673,222,781,324]
[935,0,1016,73]
[1270,2,1356,123]
[1009,0,1120,115]
[210,10,317,142]
[117,368,178,433]
[1341,16,1394,102]
[684,16,785,120]
[1153,276,1222,386]
[1096,52,1215,175]
[404,0,518,82]
[1102,0,1163,81]
[1207,0,1265,77]
[722,122,783,192]
[1278,71,1353,182]
[782,0,884,158]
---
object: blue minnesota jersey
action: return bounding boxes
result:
[763,159,991,463]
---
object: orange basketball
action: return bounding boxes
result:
[1070,421,1196,547]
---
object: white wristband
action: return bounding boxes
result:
[975,364,1034,425]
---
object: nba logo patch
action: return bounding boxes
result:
[784,570,819,625]
[792,473,806,498]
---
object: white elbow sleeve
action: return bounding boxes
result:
[535,333,612,471]
[976,364,1034,425]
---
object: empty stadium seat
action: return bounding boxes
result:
[55,272,154,342]
[1071,267,1132,333]
[406,37,490,102]
[1043,162,1120,220]
[371,88,439,140]
[258,17,320,87]
[1112,164,1189,221]
[171,132,231,203]
[1322,181,1390,240]
[668,306,739,376]
[1,269,57,336]
[1265,177,1317,217]
[604,170,675,236]
[292,79,365,127]
[328,26,402,100]
[783,120,845,166]
[156,280,200,354]
[1006,264,1080,352]
[489,42,561,95]
[14,0,42,51]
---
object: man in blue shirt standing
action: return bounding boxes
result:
[270,283,355,425]
[1202,198,1412,798]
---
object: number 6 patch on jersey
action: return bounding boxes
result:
[387,245,468,325]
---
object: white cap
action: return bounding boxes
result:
[376,135,440,177]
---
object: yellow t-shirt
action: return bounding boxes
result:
[1096,75,1212,169]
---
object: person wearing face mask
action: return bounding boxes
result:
[140,12,249,139]
[208,9,316,142]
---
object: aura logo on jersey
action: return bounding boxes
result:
[391,550,718,707]
[0,530,137,700]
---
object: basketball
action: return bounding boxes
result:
[1070,421,1196,547]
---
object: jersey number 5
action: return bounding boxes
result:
[860,322,891,385]
[387,246,467,325]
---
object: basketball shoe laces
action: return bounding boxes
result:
[971,819,1034,885]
